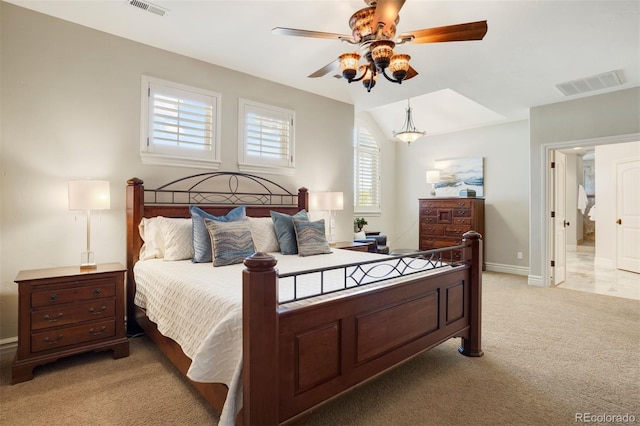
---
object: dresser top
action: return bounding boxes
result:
[15,263,125,282]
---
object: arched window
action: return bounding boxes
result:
[354,126,381,213]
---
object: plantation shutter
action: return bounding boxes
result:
[354,127,381,211]
[239,99,295,174]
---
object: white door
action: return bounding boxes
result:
[553,151,568,285]
[616,160,640,273]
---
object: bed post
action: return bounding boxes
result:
[126,178,144,336]
[459,231,483,357]
[242,252,279,425]
[297,187,309,211]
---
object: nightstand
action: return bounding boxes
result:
[11,263,129,384]
[333,241,375,252]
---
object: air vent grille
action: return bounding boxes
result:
[556,70,623,96]
[129,0,167,16]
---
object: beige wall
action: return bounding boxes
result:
[392,119,531,274]
[529,87,640,283]
[0,3,354,340]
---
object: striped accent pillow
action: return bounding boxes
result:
[293,218,332,257]
[204,218,256,266]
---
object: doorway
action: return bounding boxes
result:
[547,140,640,299]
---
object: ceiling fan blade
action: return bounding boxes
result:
[308,59,339,78]
[373,0,406,31]
[272,27,352,41]
[400,20,488,44]
[404,66,419,81]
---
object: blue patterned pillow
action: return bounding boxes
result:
[204,218,255,267]
[190,205,246,263]
[293,218,332,257]
[270,210,309,255]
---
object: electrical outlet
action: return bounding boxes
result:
[517,251,523,260]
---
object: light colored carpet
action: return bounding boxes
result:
[1,272,638,425]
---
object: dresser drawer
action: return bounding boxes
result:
[453,218,472,226]
[31,299,116,330]
[420,237,463,249]
[421,199,471,209]
[445,225,472,237]
[31,319,116,353]
[31,279,115,308]
[452,208,471,218]
[420,224,445,236]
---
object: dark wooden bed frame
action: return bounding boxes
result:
[125,173,483,425]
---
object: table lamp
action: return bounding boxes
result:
[68,179,110,268]
[426,170,440,196]
[310,191,344,245]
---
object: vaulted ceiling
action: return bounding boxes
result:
[7,0,640,138]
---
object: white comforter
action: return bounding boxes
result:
[133,249,444,425]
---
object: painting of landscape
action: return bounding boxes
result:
[434,157,484,196]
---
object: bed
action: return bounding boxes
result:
[125,172,483,425]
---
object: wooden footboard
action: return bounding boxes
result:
[243,232,483,425]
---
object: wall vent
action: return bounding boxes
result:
[129,0,167,16]
[555,70,623,96]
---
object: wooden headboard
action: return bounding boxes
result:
[125,172,308,334]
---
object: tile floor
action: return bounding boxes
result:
[559,247,640,300]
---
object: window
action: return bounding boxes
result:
[140,76,221,169]
[238,98,295,176]
[354,126,381,213]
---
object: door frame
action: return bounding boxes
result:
[541,132,640,288]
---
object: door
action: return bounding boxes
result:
[553,151,568,285]
[616,160,640,273]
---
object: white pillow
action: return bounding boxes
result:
[139,217,165,260]
[354,231,366,240]
[248,217,280,252]
[159,217,194,261]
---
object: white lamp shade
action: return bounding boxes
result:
[426,170,440,184]
[68,180,111,210]
[310,191,344,211]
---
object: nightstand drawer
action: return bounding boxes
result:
[31,299,116,330]
[31,279,115,307]
[31,319,116,353]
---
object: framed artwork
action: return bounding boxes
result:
[434,157,484,196]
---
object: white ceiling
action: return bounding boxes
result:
[8,0,640,138]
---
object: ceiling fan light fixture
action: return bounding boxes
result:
[370,40,395,69]
[393,99,425,145]
[362,65,377,92]
[339,52,361,81]
[389,53,410,81]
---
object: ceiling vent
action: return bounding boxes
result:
[128,0,167,16]
[555,70,623,96]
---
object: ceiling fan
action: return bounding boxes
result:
[272,0,488,92]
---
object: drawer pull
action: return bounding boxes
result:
[49,294,57,303]
[93,288,101,296]
[456,210,466,215]
[44,335,63,345]
[89,306,107,315]
[89,326,107,336]
[43,313,63,322]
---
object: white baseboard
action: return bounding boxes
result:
[485,262,529,277]
[527,275,544,287]
[0,337,17,363]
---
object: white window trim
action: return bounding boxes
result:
[238,98,295,176]
[140,75,222,169]
[354,126,382,214]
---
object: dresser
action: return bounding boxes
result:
[419,198,485,269]
[11,263,129,384]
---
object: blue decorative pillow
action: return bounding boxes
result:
[270,210,309,255]
[293,218,332,257]
[204,218,255,267]
[190,205,246,263]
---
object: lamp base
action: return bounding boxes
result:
[80,251,97,269]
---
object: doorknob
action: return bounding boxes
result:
[617,219,622,225]
[563,220,570,227]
